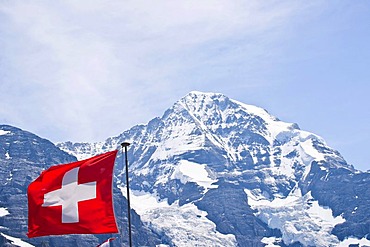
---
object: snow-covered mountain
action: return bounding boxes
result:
[57,91,370,247]
[0,91,369,246]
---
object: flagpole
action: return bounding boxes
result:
[121,142,132,247]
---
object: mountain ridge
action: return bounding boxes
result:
[1,91,369,246]
[57,91,368,246]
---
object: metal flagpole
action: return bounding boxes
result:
[121,142,132,247]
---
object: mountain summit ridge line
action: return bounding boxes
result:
[1,91,369,246]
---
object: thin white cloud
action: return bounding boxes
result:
[0,1,321,142]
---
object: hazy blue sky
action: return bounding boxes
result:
[1,1,369,171]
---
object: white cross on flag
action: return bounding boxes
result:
[27,150,119,238]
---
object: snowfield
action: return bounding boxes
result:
[0,207,9,217]
[120,187,236,247]
[0,130,10,136]
[245,188,345,246]
[1,233,35,247]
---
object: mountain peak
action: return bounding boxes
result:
[179,91,229,110]
[174,91,301,146]
[179,91,278,125]
[53,91,368,246]
[185,90,225,98]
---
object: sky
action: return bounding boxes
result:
[0,1,369,171]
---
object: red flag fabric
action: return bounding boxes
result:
[27,150,119,238]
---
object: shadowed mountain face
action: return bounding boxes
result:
[1,91,369,246]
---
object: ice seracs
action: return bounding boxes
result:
[245,187,345,246]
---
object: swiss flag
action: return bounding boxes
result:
[27,150,119,238]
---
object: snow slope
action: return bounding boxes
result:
[0,207,9,217]
[245,188,345,246]
[120,187,237,247]
[1,233,35,247]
